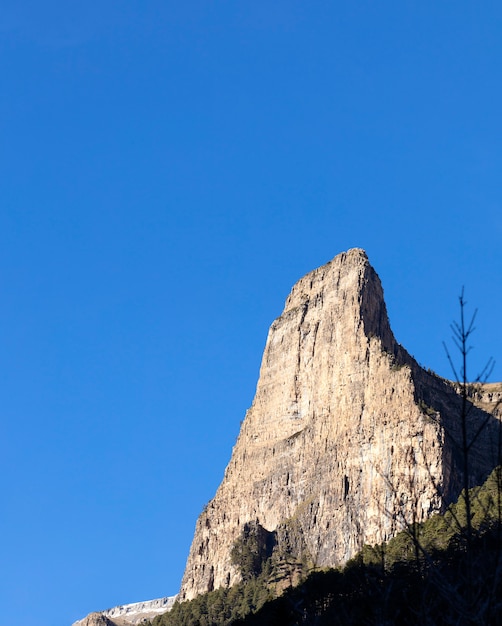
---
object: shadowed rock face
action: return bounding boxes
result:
[178,248,501,601]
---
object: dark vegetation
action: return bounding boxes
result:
[150,575,272,626]
[233,525,502,625]
[233,469,502,625]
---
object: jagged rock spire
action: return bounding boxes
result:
[178,249,499,600]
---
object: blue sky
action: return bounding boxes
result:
[1,2,501,625]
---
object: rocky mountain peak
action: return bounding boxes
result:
[178,248,500,601]
[282,247,394,351]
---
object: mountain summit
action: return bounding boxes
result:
[74,249,501,625]
[179,248,501,600]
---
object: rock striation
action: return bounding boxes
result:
[179,248,501,600]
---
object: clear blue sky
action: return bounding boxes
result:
[1,2,501,625]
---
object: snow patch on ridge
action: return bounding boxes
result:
[72,595,177,626]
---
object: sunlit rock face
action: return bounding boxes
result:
[179,248,501,600]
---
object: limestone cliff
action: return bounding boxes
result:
[179,248,501,600]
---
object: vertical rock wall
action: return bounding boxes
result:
[179,248,499,600]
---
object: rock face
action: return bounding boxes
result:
[179,248,501,600]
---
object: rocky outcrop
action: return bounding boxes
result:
[179,248,501,600]
[73,597,177,626]
[73,614,117,626]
